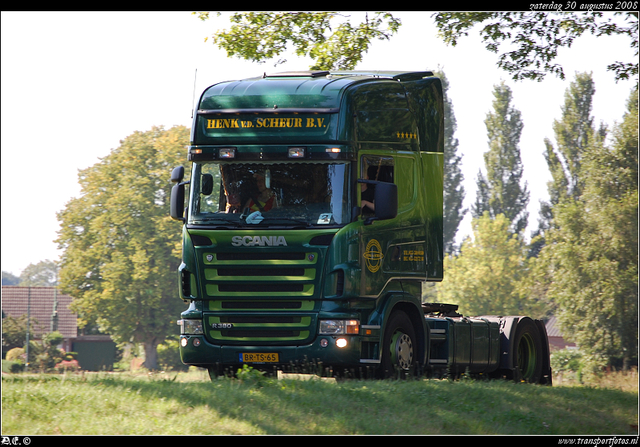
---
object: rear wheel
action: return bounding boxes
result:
[380,311,417,378]
[512,318,543,383]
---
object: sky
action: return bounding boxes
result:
[1,11,636,276]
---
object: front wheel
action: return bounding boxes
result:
[380,311,417,378]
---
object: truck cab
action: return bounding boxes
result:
[171,70,551,382]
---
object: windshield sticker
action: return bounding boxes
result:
[317,213,332,224]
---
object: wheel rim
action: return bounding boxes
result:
[390,331,414,370]
[518,333,537,380]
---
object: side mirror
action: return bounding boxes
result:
[373,181,397,221]
[170,184,185,221]
[357,179,398,225]
[201,174,213,195]
[171,166,185,183]
[170,166,186,221]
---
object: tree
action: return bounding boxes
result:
[473,81,529,235]
[18,259,59,287]
[435,70,467,254]
[530,72,601,256]
[56,125,190,370]
[196,12,401,70]
[2,271,20,285]
[437,213,542,317]
[2,314,37,355]
[542,88,638,371]
[433,12,639,83]
[35,331,65,372]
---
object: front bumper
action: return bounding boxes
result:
[180,333,365,371]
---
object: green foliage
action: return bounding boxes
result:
[6,347,25,363]
[157,339,189,372]
[2,270,20,285]
[433,12,638,83]
[532,73,600,257]
[19,259,59,286]
[34,331,65,372]
[196,12,401,70]
[236,365,267,386]
[1,314,37,354]
[438,213,543,317]
[551,348,585,383]
[7,361,25,373]
[541,88,638,370]
[473,82,529,234]
[546,72,597,202]
[435,70,466,254]
[56,125,191,370]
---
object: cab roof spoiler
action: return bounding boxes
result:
[264,70,434,82]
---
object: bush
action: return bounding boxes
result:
[2,359,24,373]
[55,359,80,373]
[551,348,584,374]
[157,339,189,372]
[6,347,25,363]
[551,348,586,382]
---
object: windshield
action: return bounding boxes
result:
[188,161,350,227]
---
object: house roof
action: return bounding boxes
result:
[545,315,565,338]
[2,286,77,339]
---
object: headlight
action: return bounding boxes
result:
[319,319,359,335]
[178,319,203,335]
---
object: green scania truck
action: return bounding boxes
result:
[170,70,552,383]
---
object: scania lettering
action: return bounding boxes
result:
[171,70,552,383]
[232,235,288,247]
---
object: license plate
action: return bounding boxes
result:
[240,353,279,363]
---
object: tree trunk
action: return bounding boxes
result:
[143,339,159,370]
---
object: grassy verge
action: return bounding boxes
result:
[2,369,638,435]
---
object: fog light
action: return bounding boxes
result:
[336,338,348,348]
[320,338,328,348]
[193,338,201,347]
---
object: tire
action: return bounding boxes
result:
[380,311,417,378]
[512,318,543,383]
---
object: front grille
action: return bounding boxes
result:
[217,252,305,261]
[218,283,304,293]
[199,243,321,344]
[202,249,318,298]
[220,330,303,338]
[217,267,305,277]
[223,315,303,324]
[205,306,315,343]
[220,301,304,309]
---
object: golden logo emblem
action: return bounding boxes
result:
[364,239,383,273]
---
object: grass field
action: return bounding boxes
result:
[2,368,638,435]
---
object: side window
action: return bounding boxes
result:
[198,164,222,214]
[395,155,415,211]
[360,156,394,215]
